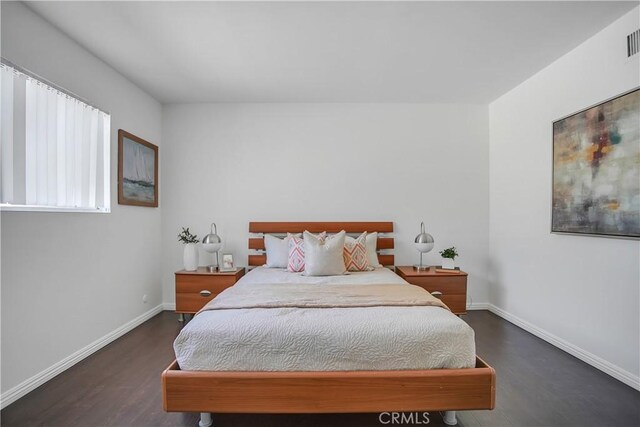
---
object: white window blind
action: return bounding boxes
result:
[0,60,110,212]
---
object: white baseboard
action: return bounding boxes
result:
[162,302,176,311]
[0,304,164,410]
[486,303,640,391]
[467,302,490,310]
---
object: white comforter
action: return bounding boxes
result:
[174,267,476,371]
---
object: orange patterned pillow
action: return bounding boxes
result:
[343,232,370,271]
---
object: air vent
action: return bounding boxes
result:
[627,29,640,57]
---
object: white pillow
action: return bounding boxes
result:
[303,230,346,276]
[264,233,300,268]
[346,231,380,268]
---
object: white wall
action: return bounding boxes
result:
[0,2,162,400]
[161,103,490,308]
[489,7,640,388]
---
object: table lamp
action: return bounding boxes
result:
[202,222,222,272]
[414,222,434,271]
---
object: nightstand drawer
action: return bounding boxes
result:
[406,275,467,294]
[176,292,217,313]
[439,294,466,314]
[395,266,468,315]
[174,268,245,315]
[175,275,237,294]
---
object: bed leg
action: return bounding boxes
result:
[198,412,213,427]
[443,411,457,425]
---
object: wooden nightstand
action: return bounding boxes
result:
[175,267,245,319]
[395,266,468,315]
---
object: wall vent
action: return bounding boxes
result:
[627,29,640,57]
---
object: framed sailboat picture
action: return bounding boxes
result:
[118,130,158,207]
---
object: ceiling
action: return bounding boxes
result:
[25,1,638,104]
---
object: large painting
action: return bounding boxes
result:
[118,130,158,207]
[552,88,639,239]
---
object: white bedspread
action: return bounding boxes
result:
[174,267,476,371]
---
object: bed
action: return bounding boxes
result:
[162,222,495,426]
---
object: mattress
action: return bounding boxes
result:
[174,266,476,371]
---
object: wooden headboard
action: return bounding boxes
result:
[248,222,394,267]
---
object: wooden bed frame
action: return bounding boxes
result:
[162,222,496,426]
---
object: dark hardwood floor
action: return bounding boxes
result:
[1,310,638,426]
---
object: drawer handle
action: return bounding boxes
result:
[431,291,443,299]
[199,290,212,297]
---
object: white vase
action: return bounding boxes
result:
[441,258,455,270]
[183,243,198,271]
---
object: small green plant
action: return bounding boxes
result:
[178,227,199,244]
[440,247,458,260]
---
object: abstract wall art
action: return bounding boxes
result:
[552,88,639,239]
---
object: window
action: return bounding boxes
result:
[1,59,110,213]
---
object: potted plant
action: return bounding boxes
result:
[178,227,199,271]
[439,246,458,270]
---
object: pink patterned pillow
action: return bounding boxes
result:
[287,232,326,272]
[343,232,370,271]
[287,235,305,272]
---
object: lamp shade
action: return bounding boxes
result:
[414,222,434,253]
[202,222,222,253]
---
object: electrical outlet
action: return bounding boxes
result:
[143,294,148,303]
